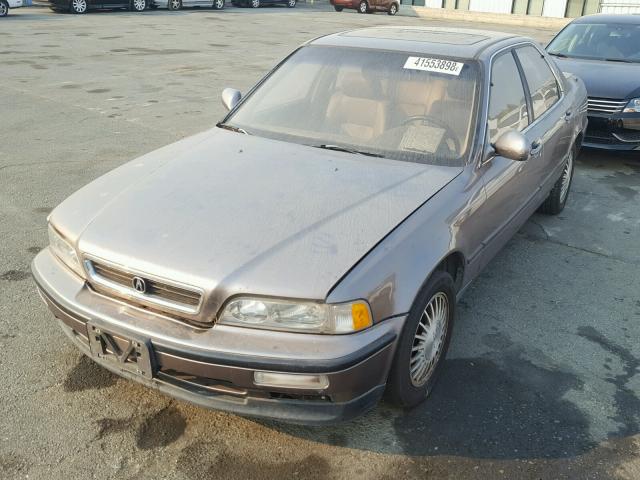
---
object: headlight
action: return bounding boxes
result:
[623,98,640,113]
[48,224,84,278]
[218,298,373,334]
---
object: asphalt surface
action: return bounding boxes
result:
[1,5,639,480]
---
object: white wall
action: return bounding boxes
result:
[542,0,568,17]
[468,0,512,13]
[424,0,443,7]
[599,0,640,13]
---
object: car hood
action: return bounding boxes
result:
[54,128,462,311]
[553,56,640,99]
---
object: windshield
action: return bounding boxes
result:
[548,22,640,63]
[223,46,479,166]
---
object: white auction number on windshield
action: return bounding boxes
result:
[403,56,464,76]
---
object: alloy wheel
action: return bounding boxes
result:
[389,3,396,14]
[409,292,449,387]
[72,0,87,12]
[133,0,146,10]
[215,0,224,7]
[560,149,574,203]
[288,0,295,6]
[170,0,180,8]
[0,2,7,16]
[358,0,367,12]
[251,0,259,7]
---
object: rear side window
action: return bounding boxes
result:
[488,52,529,143]
[515,46,560,119]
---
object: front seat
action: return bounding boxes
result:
[325,71,388,143]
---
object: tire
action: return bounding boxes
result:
[0,0,8,17]
[388,2,397,14]
[250,0,259,7]
[333,5,342,11]
[287,0,295,6]
[358,0,367,13]
[386,270,456,408]
[168,0,181,10]
[538,144,576,215]
[70,0,87,13]
[131,0,146,11]
[213,0,224,8]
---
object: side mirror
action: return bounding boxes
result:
[221,88,242,112]
[492,130,530,162]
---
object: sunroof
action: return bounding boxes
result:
[342,28,489,45]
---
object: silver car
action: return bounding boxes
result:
[32,27,587,424]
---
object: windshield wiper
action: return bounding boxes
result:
[604,57,633,63]
[548,52,568,58]
[217,123,250,135]
[312,144,385,158]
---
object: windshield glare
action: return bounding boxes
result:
[225,46,478,166]
[548,23,640,62]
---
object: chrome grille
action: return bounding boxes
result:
[587,97,627,115]
[86,259,203,314]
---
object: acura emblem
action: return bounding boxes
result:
[132,276,147,293]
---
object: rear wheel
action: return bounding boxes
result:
[250,0,259,7]
[538,145,575,215]
[168,0,181,9]
[388,2,397,14]
[333,5,342,11]
[70,0,87,13]
[386,270,455,408]
[287,0,295,6]
[131,0,147,11]
[213,0,224,8]
[358,0,367,13]
[0,1,8,17]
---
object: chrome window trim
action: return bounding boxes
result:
[479,41,566,167]
[82,254,204,316]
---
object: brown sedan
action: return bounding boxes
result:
[331,0,398,15]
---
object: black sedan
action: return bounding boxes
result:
[50,0,148,13]
[547,14,640,152]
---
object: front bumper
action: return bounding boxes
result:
[584,113,640,152]
[32,249,403,424]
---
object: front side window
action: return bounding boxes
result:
[515,46,559,120]
[547,22,640,63]
[488,51,529,144]
[224,46,479,167]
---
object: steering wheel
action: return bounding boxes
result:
[400,115,460,154]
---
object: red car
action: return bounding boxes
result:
[331,0,398,15]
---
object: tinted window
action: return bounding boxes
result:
[547,22,640,63]
[488,52,529,144]
[516,46,560,119]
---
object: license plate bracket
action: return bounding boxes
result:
[87,323,154,379]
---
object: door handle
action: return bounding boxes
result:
[564,110,573,122]
[530,139,543,157]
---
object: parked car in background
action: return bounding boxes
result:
[547,14,640,151]
[1,0,23,17]
[49,0,148,13]
[157,0,224,10]
[331,0,398,15]
[231,0,295,8]
[32,27,586,424]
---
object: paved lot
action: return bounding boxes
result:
[1,6,639,480]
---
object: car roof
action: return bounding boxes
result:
[570,13,640,25]
[308,26,526,60]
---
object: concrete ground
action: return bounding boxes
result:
[1,5,639,480]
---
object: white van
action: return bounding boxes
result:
[1,0,23,16]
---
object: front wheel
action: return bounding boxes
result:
[358,0,368,13]
[388,2,397,14]
[168,0,181,10]
[70,0,87,13]
[333,5,342,11]
[386,270,455,408]
[0,0,8,17]
[213,0,224,8]
[250,0,259,7]
[131,0,147,11]
[287,0,295,6]
[538,145,575,215]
